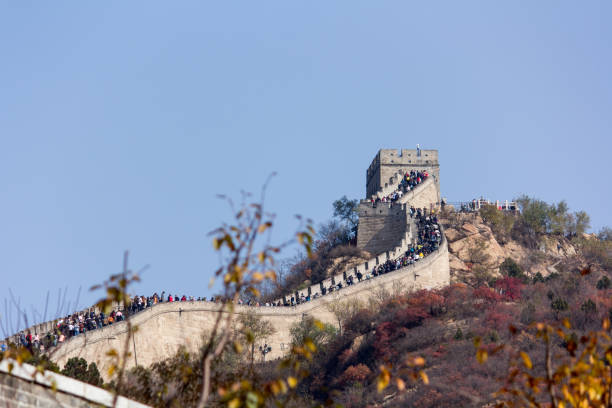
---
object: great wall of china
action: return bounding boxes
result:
[5,149,451,382]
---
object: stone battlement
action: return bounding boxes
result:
[51,236,449,380]
[366,148,440,198]
[12,149,450,378]
[357,175,439,255]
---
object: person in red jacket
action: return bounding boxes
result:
[168,294,174,302]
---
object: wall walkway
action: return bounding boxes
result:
[13,160,450,381]
[51,237,449,381]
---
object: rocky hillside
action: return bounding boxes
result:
[440,211,577,284]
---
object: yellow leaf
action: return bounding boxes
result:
[476,349,488,364]
[287,376,298,389]
[264,270,277,281]
[420,371,429,385]
[377,365,390,392]
[396,378,405,391]
[562,319,571,329]
[304,338,316,352]
[252,272,263,282]
[248,287,260,297]
[279,379,288,394]
[413,357,426,366]
[257,252,265,263]
[224,235,235,251]
[258,222,272,233]
[228,398,240,408]
[313,320,324,330]
[270,381,280,395]
[520,351,532,370]
[213,238,221,250]
[604,318,610,330]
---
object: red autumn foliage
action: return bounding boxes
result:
[338,364,372,385]
[473,286,502,308]
[407,290,446,316]
[494,277,524,301]
[395,306,429,328]
[484,305,515,332]
[345,308,376,334]
[374,306,429,359]
[374,321,399,359]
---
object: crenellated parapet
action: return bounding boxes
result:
[51,236,450,381]
[366,148,440,198]
[21,149,450,377]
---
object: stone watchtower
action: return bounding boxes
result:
[357,148,441,256]
[366,148,440,198]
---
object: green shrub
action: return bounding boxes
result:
[499,258,525,280]
[597,276,611,290]
[61,357,103,386]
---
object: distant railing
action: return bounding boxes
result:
[443,198,519,213]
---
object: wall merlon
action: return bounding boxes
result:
[366,148,440,199]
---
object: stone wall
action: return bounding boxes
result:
[356,177,439,254]
[50,238,450,382]
[396,176,440,209]
[0,360,148,407]
[355,202,409,255]
[282,226,412,305]
[8,148,451,384]
[366,149,440,198]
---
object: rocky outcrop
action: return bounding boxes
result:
[441,212,578,282]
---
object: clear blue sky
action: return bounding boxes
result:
[1,2,610,330]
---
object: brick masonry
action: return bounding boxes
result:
[29,148,450,382]
[0,360,149,407]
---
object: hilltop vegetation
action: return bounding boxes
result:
[106,196,611,407]
[3,192,610,407]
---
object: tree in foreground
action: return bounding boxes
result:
[475,312,612,407]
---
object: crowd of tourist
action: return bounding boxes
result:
[371,170,429,205]
[2,293,227,353]
[2,185,444,350]
[276,207,443,307]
